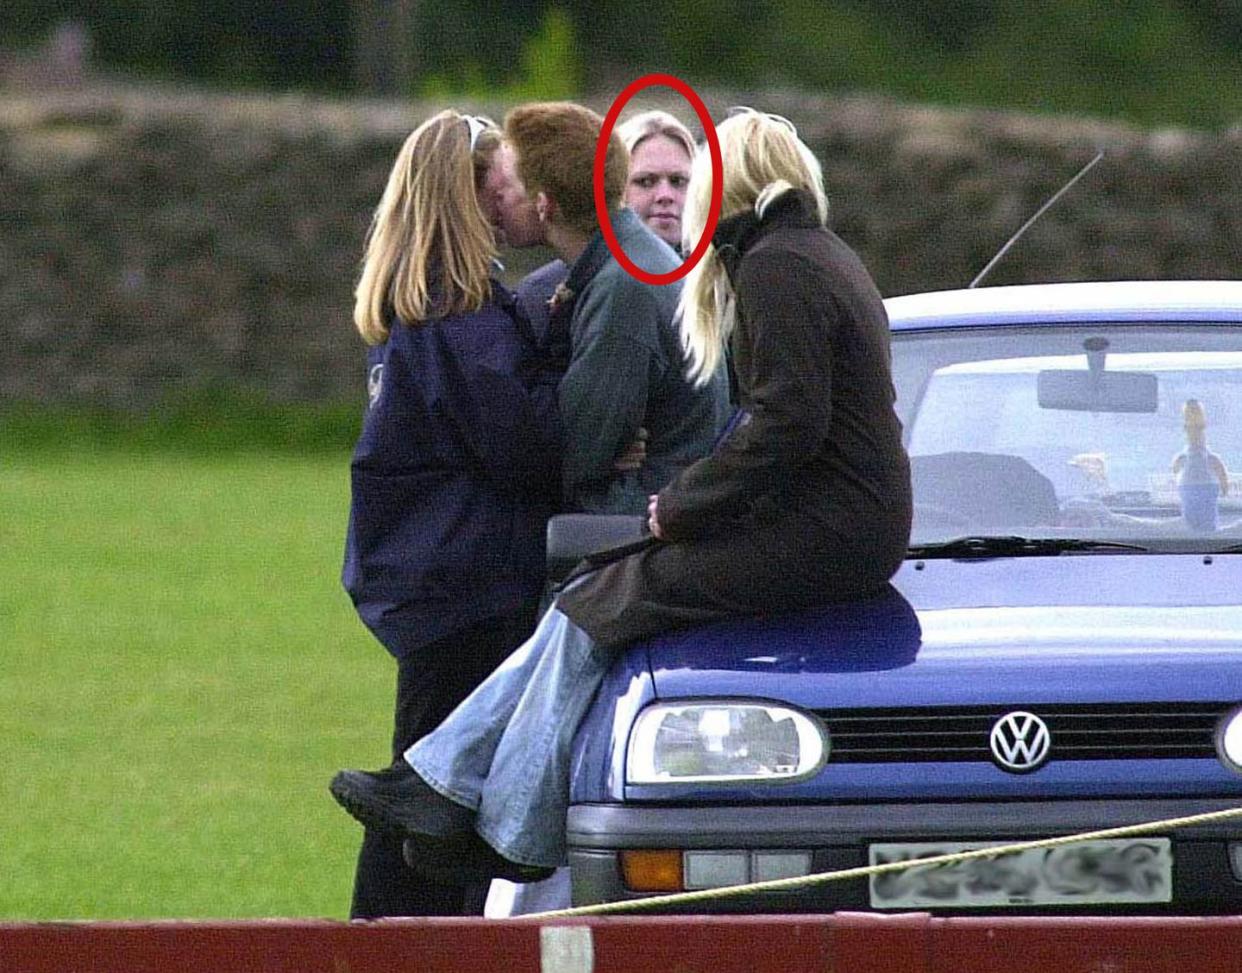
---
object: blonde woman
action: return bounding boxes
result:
[616,109,696,249]
[339,110,564,917]
[331,109,911,885]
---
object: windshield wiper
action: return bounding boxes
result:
[908,535,1150,559]
[1208,542,1242,555]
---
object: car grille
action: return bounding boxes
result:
[817,702,1227,763]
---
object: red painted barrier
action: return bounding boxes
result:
[2,914,1241,973]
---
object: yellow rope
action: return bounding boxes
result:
[522,804,1242,918]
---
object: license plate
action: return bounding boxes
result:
[868,838,1172,908]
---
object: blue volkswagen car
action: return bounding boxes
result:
[561,281,1242,915]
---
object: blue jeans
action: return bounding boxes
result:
[403,606,611,867]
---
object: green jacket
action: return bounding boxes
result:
[559,208,729,513]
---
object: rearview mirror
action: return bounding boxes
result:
[1037,369,1158,413]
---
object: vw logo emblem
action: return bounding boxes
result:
[989,711,1051,772]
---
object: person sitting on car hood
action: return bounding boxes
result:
[329,107,913,885]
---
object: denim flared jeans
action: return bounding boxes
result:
[403,606,612,867]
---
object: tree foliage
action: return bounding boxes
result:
[3,0,1240,127]
[1,0,352,89]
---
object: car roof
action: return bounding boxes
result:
[884,281,1242,331]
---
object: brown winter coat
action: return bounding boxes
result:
[557,189,912,649]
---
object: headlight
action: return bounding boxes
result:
[1219,706,1242,774]
[626,700,828,784]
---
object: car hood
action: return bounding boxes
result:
[642,554,1242,709]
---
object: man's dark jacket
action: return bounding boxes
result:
[519,209,729,514]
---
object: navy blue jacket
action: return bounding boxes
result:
[341,281,562,658]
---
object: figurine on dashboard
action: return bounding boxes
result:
[1172,399,1230,531]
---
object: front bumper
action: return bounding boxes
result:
[567,798,1242,914]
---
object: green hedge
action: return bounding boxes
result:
[1,393,361,453]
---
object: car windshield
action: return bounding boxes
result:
[892,323,1242,550]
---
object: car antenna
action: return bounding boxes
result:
[969,150,1104,288]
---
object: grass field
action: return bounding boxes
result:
[1,445,396,919]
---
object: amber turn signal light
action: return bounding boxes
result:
[620,849,684,892]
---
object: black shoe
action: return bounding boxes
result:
[403,832,555,885]
[328,762,476,838]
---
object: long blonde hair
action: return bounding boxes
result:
[353,110,501,345]
[678,109,829,384]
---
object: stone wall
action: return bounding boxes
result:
[2,84,1239,409]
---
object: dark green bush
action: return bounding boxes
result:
[2,391,361,453]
